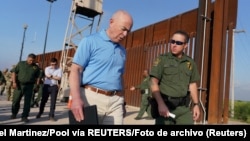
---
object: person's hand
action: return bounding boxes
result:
[33,85,39,93]
[130,86,135,91]
[158,102,169,118]
[47,75,53,79]
[49,75,53,79]
[192,105,200,121]
[70,97,85,122]
[12,82,17,89]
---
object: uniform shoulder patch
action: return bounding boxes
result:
[153,58,161,66]
[33,66,38,70]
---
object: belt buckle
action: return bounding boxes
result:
[112,91,117,96]
[108,91,116,96]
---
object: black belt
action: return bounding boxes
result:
[82,85,123,97]
[19,82,34,85]
[161,94,189,110]
[44,84,57,87]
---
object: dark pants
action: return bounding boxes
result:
[12,83,34,118]
[38,84,58,117]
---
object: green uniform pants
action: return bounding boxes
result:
[136,94,152,118]
[12,83,34,118]
[31,84,43,106]
[155,105,193,125]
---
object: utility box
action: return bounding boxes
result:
[73,0,103,17]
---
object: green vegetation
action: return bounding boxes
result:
[230,100,250,123]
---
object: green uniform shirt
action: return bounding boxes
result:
[135,76,151,95]
[13,61,40,84]
[150,52,200,97]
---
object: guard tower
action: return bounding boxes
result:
[59,0,103,102]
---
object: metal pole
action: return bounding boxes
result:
[19,24,28,61]
[231,29,245,118]
[41,0,56,69]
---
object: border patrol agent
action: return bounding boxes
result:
[10,53,40,123]
[150,30,200,125]
[130,69,152,120]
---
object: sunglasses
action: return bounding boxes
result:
[170,39,185,45]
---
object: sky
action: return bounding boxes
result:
[0,0,249,101]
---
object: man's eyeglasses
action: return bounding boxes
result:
[51,63,57,66]
[170,39,185,45]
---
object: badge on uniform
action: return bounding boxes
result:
[187,62,192,70]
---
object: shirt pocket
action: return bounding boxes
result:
[182,68,192,85]
[163,64,178,82]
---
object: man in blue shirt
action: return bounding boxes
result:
[69,10,133,125]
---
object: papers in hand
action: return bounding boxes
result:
[169,112,176,119]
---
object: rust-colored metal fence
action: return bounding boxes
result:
[36,0,237,124]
